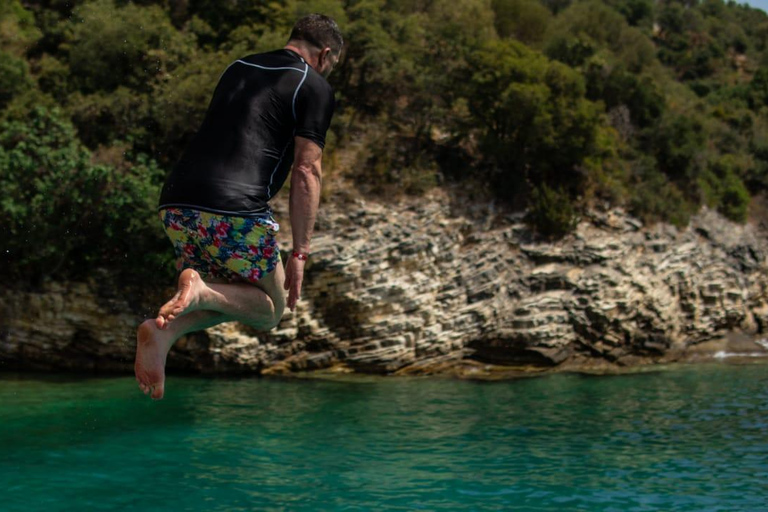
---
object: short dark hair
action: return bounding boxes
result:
[288,14,343,55]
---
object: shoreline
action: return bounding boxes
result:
[2,335,767,383]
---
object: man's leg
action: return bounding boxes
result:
[136,262,286,400]
[157,260,287,331]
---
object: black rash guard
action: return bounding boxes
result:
[158,49,335,217]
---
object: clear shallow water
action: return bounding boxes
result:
[1,364,767,512]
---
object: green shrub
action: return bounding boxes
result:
[581,123,630,205]
[148,49,231,164]
[700,155,751,223]
[67,86,152,150]
[34,53,71,103]
[544,0,638,67]
[584,63,665,128]
[492,0,552,45]
[526,183,579,239]
[718,173,751,223]
[749,67,768,110]
[0,50,33,108]
[465,39,601,202]
[0,106,173,285]
[67,0,194,94]
[355,125,438,196]
[628,157,695,227]
[0,0,42,56]
[647,111,707,183]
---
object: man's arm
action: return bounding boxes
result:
[284,135,323,311]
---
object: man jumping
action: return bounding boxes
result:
[134,14,342,400]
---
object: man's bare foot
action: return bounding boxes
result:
[156,268,208,329]
[135,319,172,400]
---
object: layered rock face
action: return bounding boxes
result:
[2,192,767,376]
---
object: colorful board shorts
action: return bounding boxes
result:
[159,207,281,284]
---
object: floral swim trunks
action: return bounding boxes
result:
[159,207,281,284]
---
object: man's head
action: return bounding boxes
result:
[286,14,343,78]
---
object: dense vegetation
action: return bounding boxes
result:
[2,0,768,284]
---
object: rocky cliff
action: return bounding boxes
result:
[2,190,767,377]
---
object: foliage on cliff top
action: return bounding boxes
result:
[2,0,768,284]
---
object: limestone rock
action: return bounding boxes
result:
[2,195,767,376]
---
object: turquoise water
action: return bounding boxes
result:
[1,364,767,511]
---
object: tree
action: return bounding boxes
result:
[465,39,601,201]
[66,0,194,94]
[0,106,171,283]
[492,0,552,45]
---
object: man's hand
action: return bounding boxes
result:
[284,255,306,311]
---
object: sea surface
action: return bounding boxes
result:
[1,363,767,512]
